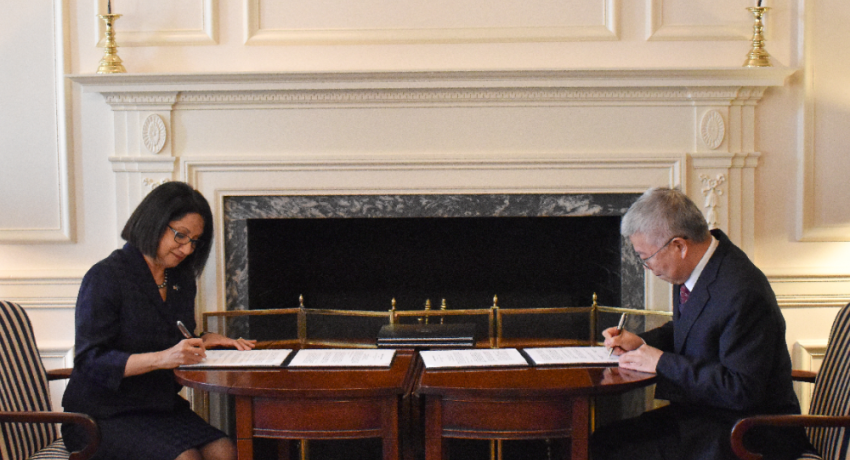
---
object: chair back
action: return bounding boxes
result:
[806,302,850,460]
[0,300,58,460]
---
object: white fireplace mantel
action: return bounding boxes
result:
[69,68,795,92]
[69,68,797,314]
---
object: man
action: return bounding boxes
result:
[591,188,808,460]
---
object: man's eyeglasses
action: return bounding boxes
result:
[639,236,684,268]
[168,226,203,249]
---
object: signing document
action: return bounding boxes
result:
[287,349,396,367]
[180,349,292,368]
[523,346,620,366]
[420,348,528,369]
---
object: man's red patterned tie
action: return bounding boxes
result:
[679,285,690,305]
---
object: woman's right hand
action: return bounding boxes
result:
[125,338,206,376]
[159,338,206,368]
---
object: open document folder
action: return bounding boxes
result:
[419,348,528,369]
[179,349,292,368]
[287,349,396,367]
[523,346,620,366]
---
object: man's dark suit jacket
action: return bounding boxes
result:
[638,229,805,458]
[62,243,198,418]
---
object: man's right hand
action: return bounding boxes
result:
[602,327,645,355]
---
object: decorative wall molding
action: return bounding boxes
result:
[109,156,177,172]
[94,0,217,46]
[792,339,827,414]
[700,110,726,149]
[646,0,751,41]
[0,271,84,308]
[244,0,618,45]
[769,275,850,308]
[700,174,726,229]
[109,157,176,236]
[42,346,75,412]
[165,87,761,108]
[103,92,179,109]
[796,0,850,241]
[142,114,167,154]
[143,177,170,190]
[1,0,74,243]
[70,68,795,95]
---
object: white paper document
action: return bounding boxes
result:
[287,349,396,367]
[419,348,529,369]
[523,346,620,366]
[180,349,292,368]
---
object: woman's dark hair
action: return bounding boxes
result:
[121,181,214,277]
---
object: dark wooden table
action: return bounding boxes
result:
[415,365,656,460]
[175,349,419,460]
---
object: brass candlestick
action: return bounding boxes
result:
[97,14,126,74]
[743,7,771,67]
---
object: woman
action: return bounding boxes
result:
[62,181,256,460]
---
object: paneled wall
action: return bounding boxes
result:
[1,0,849,412]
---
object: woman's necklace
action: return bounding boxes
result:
[157,269,168,289]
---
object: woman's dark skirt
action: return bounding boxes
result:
[61,402,228,460]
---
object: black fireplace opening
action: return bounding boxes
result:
[247,215,622,313]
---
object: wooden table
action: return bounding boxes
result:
[175,349,418,460]
[415,365,656,460]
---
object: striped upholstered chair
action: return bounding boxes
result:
[731,301,850,460]
[0,300,99,460]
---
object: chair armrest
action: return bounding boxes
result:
[0,411,100,460]
[791,369,817,383]
[46,367,73,380]
[731,414,850,460]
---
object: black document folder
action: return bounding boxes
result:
[376,323,476,348]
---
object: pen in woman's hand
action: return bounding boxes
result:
[176,320,194,339]
[608,313,627,357]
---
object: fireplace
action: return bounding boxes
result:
[223,193,643,340]
[67,68,789,334]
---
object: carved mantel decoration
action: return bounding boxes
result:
[69,68,796,313]
[141,114,167,154]
[701,174,727,229]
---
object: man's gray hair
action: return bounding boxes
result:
[621,187,710,247]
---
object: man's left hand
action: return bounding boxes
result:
[618,343,662,373]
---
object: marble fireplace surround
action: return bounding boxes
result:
[227,193,642,314]
[70,67,796,317]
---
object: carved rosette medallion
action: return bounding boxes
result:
[142,114,167,154]
[700,110,726,150]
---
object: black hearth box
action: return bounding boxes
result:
[376,323,476,348]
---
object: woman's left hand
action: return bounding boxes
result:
[201,332,257,351]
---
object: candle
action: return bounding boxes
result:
[107,0,111,14]
[757,0,763,6]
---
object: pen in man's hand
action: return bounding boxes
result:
[608,313,627,357]
[176,320,194,339]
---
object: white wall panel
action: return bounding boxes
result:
[647,0,754,41]
[246,0,618,44]
[796,0,850,241]
[0,0,72,242]
[95,0,217,46]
